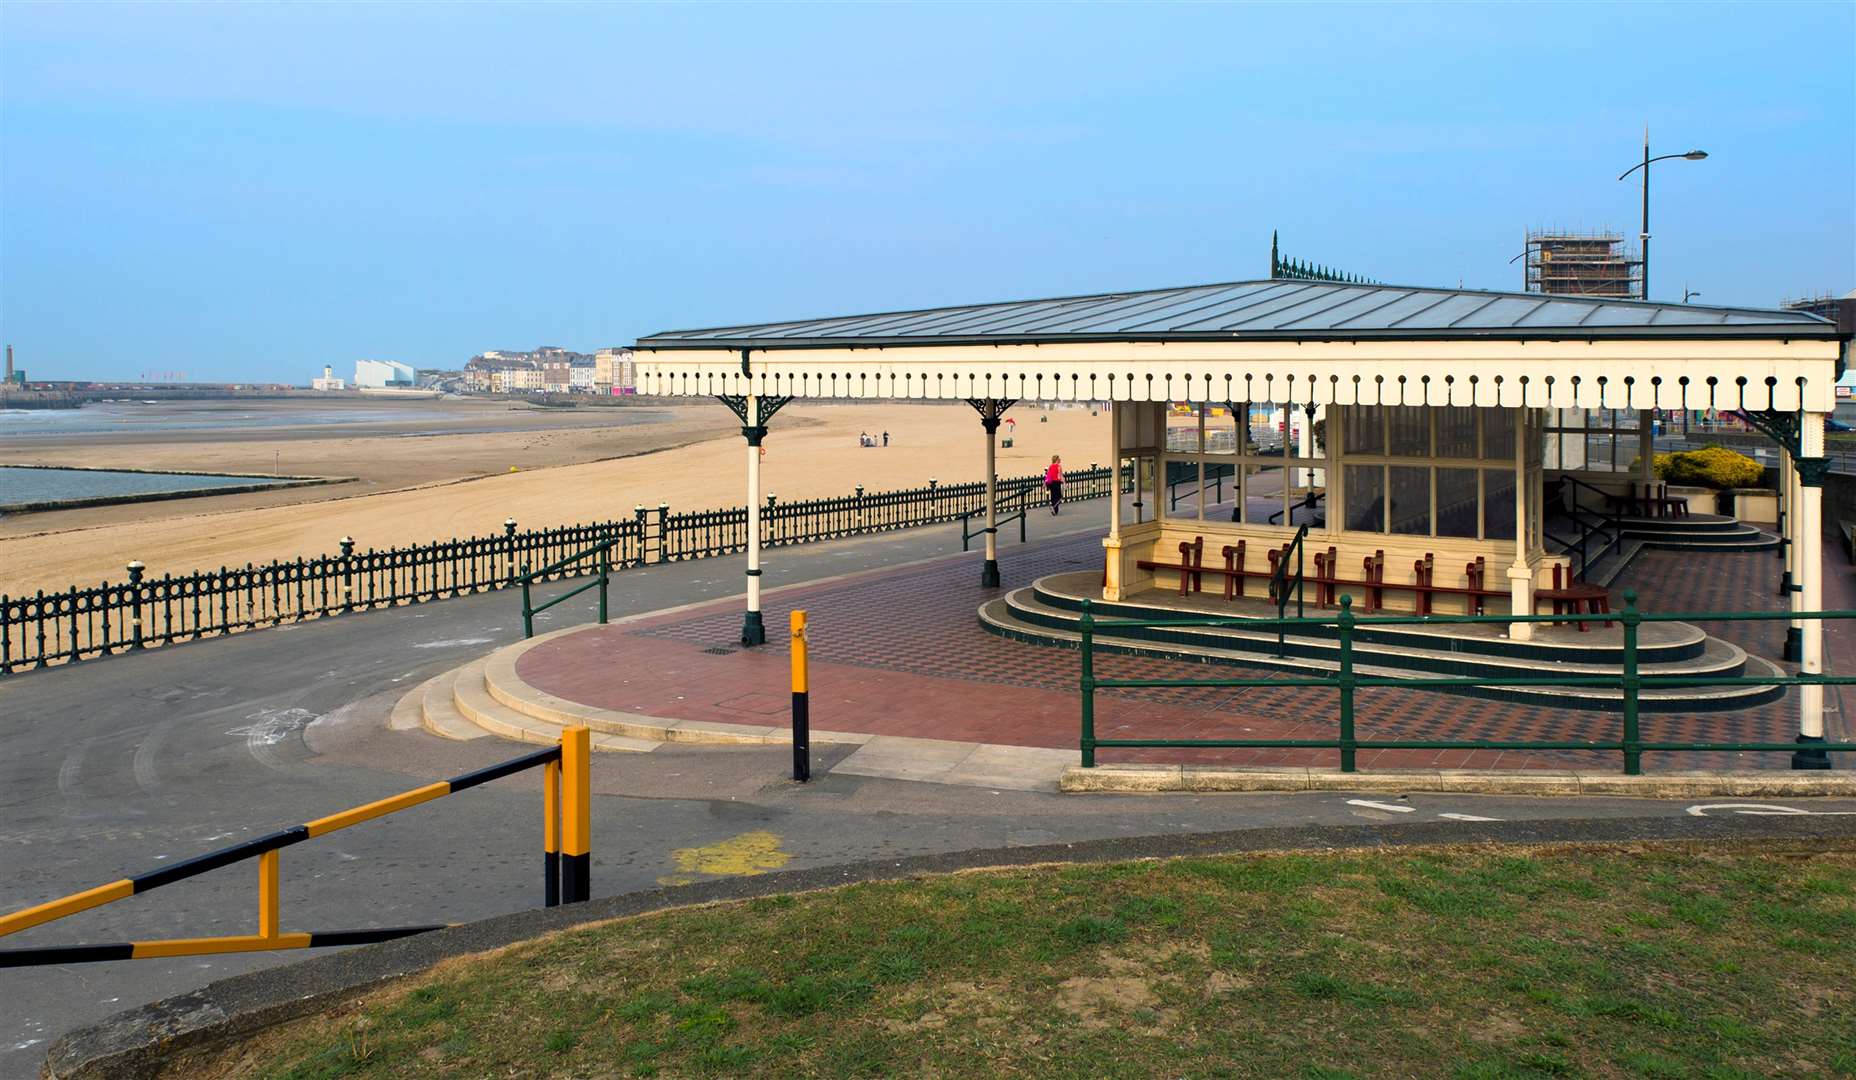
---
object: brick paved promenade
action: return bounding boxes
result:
[519,529,1856,772]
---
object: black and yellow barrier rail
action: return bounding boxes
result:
[0,727,592,968]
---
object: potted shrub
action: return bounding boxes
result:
[1653,445,1765,515]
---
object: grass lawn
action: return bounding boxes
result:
[182,842,1855,1080]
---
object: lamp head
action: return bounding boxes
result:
[1683,150,1708,160]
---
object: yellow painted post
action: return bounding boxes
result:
[543,759,561,908]
[790,609,810,782]
[258,850,280,939]
[561,727,591,903]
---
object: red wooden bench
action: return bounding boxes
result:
[1140,537,1509,615]
[1535,563,1613,631]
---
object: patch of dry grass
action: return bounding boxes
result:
[173,842,1856,1079]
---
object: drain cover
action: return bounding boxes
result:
[703,646,738,655]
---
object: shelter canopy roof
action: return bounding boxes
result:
[634,278,1845,412]
[643,279,1832,348]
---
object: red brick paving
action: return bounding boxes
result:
[518,529,1856,772]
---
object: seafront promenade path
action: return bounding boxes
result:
[3,500,1854,1074]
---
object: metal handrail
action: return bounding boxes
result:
[1267,489,1325,526]
[1075,594,1856,775]
[1555,474,1625,578]
[1269,523,1310,658]
[0,729,593,967]
[959,485,1033,551]
[519,535,621,638]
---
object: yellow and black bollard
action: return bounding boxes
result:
[542,755,561,908]
[790,610,810,782]
[560,726,591,903]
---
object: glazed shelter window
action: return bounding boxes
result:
[1337,406,1519,540]
[1164,401,1322,527]
[1543,408,1645,473]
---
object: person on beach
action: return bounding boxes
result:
[882,431,889,447]
[1044,454,1064,515]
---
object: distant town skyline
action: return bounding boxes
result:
[2,1,1851,384]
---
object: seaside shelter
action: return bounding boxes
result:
[633,277,1849,757]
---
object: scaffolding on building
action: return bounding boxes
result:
[1523,230,1642,299]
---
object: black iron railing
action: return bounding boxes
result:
[2,467,1116,675]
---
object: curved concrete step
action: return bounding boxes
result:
[418,668,489,742]
[451,657,658,753]
[393,629,866,753]
[481,643,789,746]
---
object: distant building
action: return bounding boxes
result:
[354,359,415,388]
[595,347,634,393]
[1783,290,1856,328]
[1523,231,1641,299]
[570,359,596,392]
[464,346,594,393]
[311,364,346,391]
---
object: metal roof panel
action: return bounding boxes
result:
[638,278,1835,346]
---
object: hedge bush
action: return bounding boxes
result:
[1653,445,1764,490]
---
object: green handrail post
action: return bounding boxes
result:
[597,544,610,626]
[520,562,534,639]
[1080,599,1097,768]
[1338,595,1356,773]
[1621,589,1642,775]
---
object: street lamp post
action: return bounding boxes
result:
[1617,130,1707,301]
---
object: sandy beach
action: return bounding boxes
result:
[0,398,1105,595]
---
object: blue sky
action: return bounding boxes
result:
[2,2,1851,384]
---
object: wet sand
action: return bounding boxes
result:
[0,397,1106,594]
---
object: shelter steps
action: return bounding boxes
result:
[981,572,1786,713]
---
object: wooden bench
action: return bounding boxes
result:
[1140,537,1508,615]
[1535,563,1612,631]
[1138,538,1302,603]
[1604,481,1689,519]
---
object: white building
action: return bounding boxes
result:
[311,365,346,391]
[354,359,416,388]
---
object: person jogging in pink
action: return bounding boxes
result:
[1045,454,1064,515]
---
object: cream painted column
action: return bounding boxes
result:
[1793,412,1830,769]
[1152,402,1168,520]
[1105,401,1124,600]
[742,391,766,645]
[1108,403,1123,539]
[1508,407,1536,640]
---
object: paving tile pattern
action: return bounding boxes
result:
[522,527,1854,772]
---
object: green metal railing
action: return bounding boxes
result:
[520,538,617,638]
[959,487,1032,552]
[1077,592,1856,774]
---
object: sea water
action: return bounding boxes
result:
[0,466,297,509]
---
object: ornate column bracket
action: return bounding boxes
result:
[1739,410,1803,459]
[966,398,1017,434]
[717,394,794,446]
